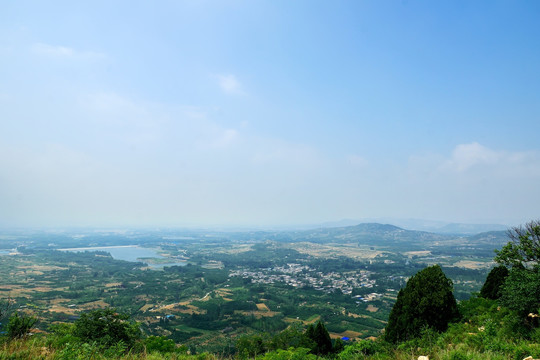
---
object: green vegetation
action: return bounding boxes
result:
[0,297,539,359]
[6,312,37,339]
[385,265,459,343]
[494,220,540,319]
[73,308,141,350]
[0,221,539,359]
[480,265,509,300]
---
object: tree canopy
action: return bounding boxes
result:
[305,321,333,355]
[480,265,509,300]
[385,265,459,343]
[494,220,540,318]
[73,308,141,349]
[495,219,540,268]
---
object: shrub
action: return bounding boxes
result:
[72,308,141,350]
[6,312,37,339]
[145,335,177,354]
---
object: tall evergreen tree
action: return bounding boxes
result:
[385,265,459,343]
[313,321,332,355]
[304,321,333,355]
[480,265,509,300]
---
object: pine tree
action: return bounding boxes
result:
[385,265,459,343]
[480,265,509,300]
[304,321,333,355]
[313,321,332,355]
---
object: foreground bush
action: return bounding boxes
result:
[73,308,142,350]
[6,312,37,339]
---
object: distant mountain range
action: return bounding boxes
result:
[277,222,509,255]
[319,218,509,235]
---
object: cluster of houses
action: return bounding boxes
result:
[229,263,377,296]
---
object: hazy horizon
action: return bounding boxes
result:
[2,2,540,228]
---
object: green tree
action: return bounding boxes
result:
[270,323,314,350]
[385,265,459,343]
[332,338,345,354]
[6,312,37,339]
[0,297,13,333]
[304,321,332,355]
[499,267,540,317]
[480,265,509,300]
[0,297,12,322]
[314,321,333,355]
[494,220,540,318]
[236,334,268,358]
[495,220,540,268]
[145,335,180,354]
[73,308,141,350]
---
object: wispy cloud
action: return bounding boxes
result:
[217,74,244,95]
[443,142,499,172]
[347,155,369,168]
[31,43,106,60]
[439,142,540,175]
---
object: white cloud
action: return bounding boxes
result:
[31,43,106,60]
[215,128,239,148]
[196,126,239,149]
[396,143,540,223]
[437,142,540,177]
[217,74,244,95]
[347,155,369,167]
[443,142,499,172]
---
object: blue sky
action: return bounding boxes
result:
[1,1,540,228]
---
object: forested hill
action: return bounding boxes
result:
[283,223,451,246]
[269,223,509,252]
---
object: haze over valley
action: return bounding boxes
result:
[1,2,540,359]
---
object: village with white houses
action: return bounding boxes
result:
[229,263,384,302]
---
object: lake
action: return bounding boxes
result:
[58,245,187,269]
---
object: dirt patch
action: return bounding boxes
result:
[18,265,67,271]
[129,281,145,286]
[452,260,492,269]
[0,284,65,297]
[199,292,212,301]
[235,310,279,318]
[176,305,205,315]
[80,300,109,310]
[135,295,152,302]
[105,282,123,288]
[177,300,193,306]
[215,288,233,301]
[367,305,378,312]
[347,312,370,319]
[48,305,77,315]
[29,286,56,292]
[220,244,254,254]
[330,330,364,339]
[49,298,69,305]
[404,251,431,257]
[151,302,204,315]
[140,304,153,312]
[289,243,382,260]
[256,303,270,311]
